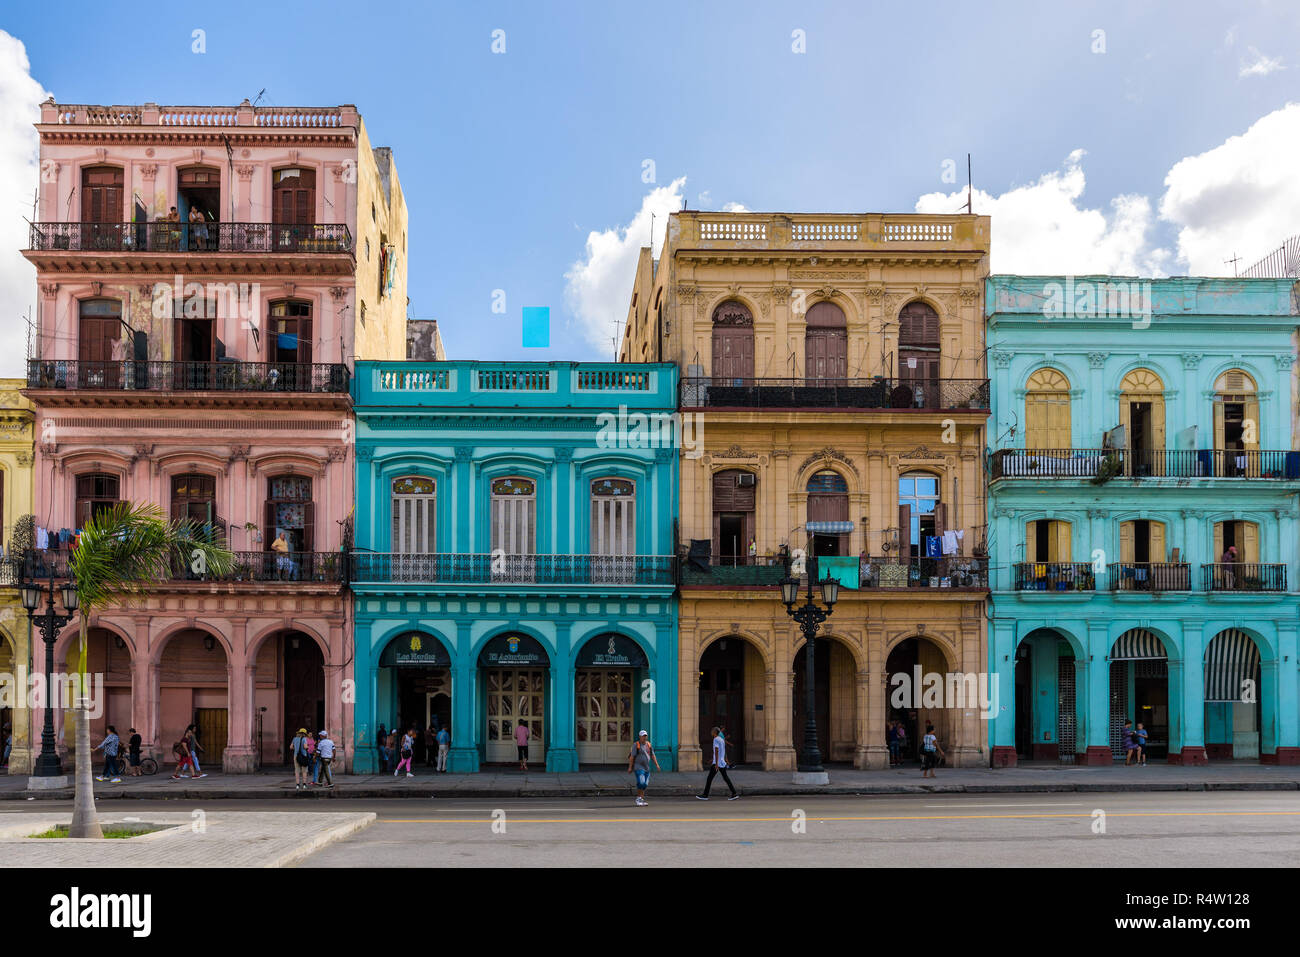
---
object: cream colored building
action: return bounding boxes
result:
[621,212,992,770]
[0,380,35,773]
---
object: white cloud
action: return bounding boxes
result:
[721,201,749,213]
[0,31,48,377]
[1160,102,1300,273]
[915,150,1167,275]
[1239,46,1284,78]
[1224,26,1238,47]
[564,177,686,352]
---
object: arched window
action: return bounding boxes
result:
[591,478,635,582]
[804,301,847,384]
[392,476,436,553]
[266,475,314,553]
[1024,368,1071,450]
[1214,369,1259,475]
[897,301,940,407]
[898,471,943,559]
[491,477,536,555]
[80,166,124,249]
[171,474,220,540]
[1119,369,1165,476]
[711,300,754,384]
[75,473,120,526]
[807,470,849,556]
[712,468,755,565]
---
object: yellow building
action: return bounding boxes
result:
[620,212,992,770]
[0,379,35,773]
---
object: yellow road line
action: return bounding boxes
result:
[376,810,1300,825]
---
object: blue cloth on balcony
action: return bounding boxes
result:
[925,536,941,558]
[277,333,298,351]
[806,521,854,533]
[818,556,860,590]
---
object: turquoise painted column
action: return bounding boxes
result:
[453,447,472,552]
[1073,656,1089,759]
[1173,623,1204,763]
[351,615,377,773]
[553,449,573,554]
[1031,636,1059,753]
[1275,623,1299,762]
[990,618,1017,765]
[1083,620,1111,764]
[548,621,577,772]
[448,621,479,772]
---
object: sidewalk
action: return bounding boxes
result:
[4,761,1300,800]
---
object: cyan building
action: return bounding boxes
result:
[986,276,1300,766]
[351,361,679,772]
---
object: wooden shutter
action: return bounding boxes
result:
[1149,522,1166,563]
[898,504,911,556]
[1025,521,1037,563]
[1119,398,1132,448]
[1244,397,1260,451]
[1243,522,1259,564]
[1151,398,1166,453]
[1049,394,1070,447]
[302,501,315,553]
[933,502,947,541]
[1214,401,1226,450]
[1024,395,1048,450]
[1049,520,1071,563]
[1120,521,1135,564]
[298,317,313,365]
[1213,522,1224,563]
[264,500,275,548]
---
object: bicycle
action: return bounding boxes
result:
[111,754,159,776]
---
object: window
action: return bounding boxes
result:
[81,166,123,223]
[391,476,436,553]
[491,478,536,582]
[75,473,120,526]
[171,473,218,532]
[271,168,315,225]
[591,478,635,582]
[1120,369,1165,475]
[804,302,847,384]
[807,469,848,556]
[1214,520,1259,564]
[1025,368,1071,450]
[898,472,943,559]
[712,469,755,565]
[268,301,313,389]
[265,476,314,553]
[77,299,124,389]
[1026,519,1071,563]
[1214,370,1259,475]
[711,300,754,383]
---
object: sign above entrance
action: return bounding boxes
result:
[576,633,647,668]
[480,633,549,668]
[379,632,450,668]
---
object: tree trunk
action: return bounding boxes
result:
[68,613,101,839]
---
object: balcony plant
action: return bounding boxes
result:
[1090,452,1123,486]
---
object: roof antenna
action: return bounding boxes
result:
[1224,252,1241,277]
[252,88,266,107]
[966,153,973,214]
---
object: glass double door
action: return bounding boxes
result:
[575,669,634,765]
[485,669,545,764]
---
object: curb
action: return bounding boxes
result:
[265,812,377,868]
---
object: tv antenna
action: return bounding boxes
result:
[252,89,266,107]
[1225,252,1241,277]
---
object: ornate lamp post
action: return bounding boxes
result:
[20,561,78,783]
[779,561,839,780]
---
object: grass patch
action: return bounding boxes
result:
[29,824,164,839]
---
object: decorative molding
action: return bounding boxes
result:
[1087,508,1106,519]
[129,444,154,467]
[899,445,943,460]
[287,150,299,165]
[1087,352,1108,369]
[553,447,574,463]
[140,164,158,179]
[95,148,107,163]
[14,451,32,467]
[958,285,980,304]
[356,446,375,462]
[326,447,348,463]
[235,165,255,180]
[453,446,474,463]
[797,446,858,476]
[39,283,59,299]
[715,444,758,459]
[771,284,790,303]
[329,286,348,302]
[865,284,885,304]
[1274,353,1296,370]
[653,447,675,463]
[675,283,697,303]
[1179,352,1204,370]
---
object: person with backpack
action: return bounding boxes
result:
[126,728,143,776]
[316,730,336,788]
[307,731,320,785]
[171,736,200,779]
[184,724,205,775]
[921,723,945,778]
[93,725,121,783]
[291,727,312,790]
[627,730,661,806]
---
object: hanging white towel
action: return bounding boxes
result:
[942,530,959,555]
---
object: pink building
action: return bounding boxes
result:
[22,99,408,771]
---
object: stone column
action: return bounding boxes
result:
[1267,621,1298,763]
[1082,619,1112,765]
[547,621,577,772]
[1171,622,1206,765]
[767,628,796,771]
[448,620,479,772]
[677,619,702,771]
[223,619,256,773]
[990,618,1018,766]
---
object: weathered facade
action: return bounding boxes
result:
[0,380,36,773]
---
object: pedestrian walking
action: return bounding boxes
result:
[291,727,312,790]
[895,721,908,763]
[307,731,320,785]
[395,728,415,777]
[436,725,450,772]
[93,725,122,783]
[1122,719,1139,766]
[126,728,143,776]
[1135,722,1149,766]
[697,725,739,800]
[627,730,661,806]
[424,726,437,767]
[515,719,531,772]
[1,725,10,768]
[887,720,902,767]
[317,730,336,788]
[920,723,945,778]
[376,723,388,772]
[171,736,199,779]
[184,724,205,776]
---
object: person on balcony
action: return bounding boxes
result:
[165,207,181,250]
[272,530,298,580]
[188,206,209,250]
[1221,545,1238,589]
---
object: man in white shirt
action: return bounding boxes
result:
[316,730,336,788]
[696,725,740,800]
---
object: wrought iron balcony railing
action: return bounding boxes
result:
[680,553,788,586]
[28,221,353,255]
[680,377,989,411]
[859,556,988,589]
[991,448,1300,480]
[28,359,349,393]
[174,550,346,584]
[1110,562,1193,592]
[1202,563,1287,592]
[350,552,675,586]
[1014,562,1097,591]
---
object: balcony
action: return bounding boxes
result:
[27,221,353,255]
[991,448,1300,480]
[28,360,349,394]
[1203,563,1287,593]
[859,556,988,589]
[1014,562,1097,592]
[680,377,989,411]
[680,554,788,587]
[177,551,346,584]
[350,553,675,587]
[1110,563,1193,592]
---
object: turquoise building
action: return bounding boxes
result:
[350,361,679,772]
[986,276,1300,766]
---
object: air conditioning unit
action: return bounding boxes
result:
[736,473,756,487]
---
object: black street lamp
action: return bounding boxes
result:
[19,559,78,779]
[779,560,839,774]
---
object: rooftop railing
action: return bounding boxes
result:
[44,102,350,129]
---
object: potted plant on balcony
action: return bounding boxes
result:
[1090,452,1122,486]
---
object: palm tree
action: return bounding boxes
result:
[66,502,234,838]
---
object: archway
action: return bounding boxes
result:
[377,631,452,769]
[574,632,648,766]
[0,631,16,770]
[792,634,858,764]
[1109,628,1170,761]
[157,629,228,771]
[1013,629,1082,763]
[478,633,549,765]
[1203,629,1263,761]
[60,626,134,763]
[698,635,764,765]
[885,636,954,763]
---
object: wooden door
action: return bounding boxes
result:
[81,167,123,249]
[194,708,227,769]
[712,325,754,384]
[78,315,120,389]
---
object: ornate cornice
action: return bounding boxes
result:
[899,445,943,460]
[797,446,858,476]
[990,350,1012,368]
[1087,352,1108,369]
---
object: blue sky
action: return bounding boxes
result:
[3,1,1300,369]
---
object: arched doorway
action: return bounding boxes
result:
[1109,629,1169,760]
[792,635,857,764]
[0,632,16,770]
[1203,629,1263,761]
[1120,368,1166,476]
[158,629,228,770]
[806,470,849,556]
[281,632,324,762]
[698,636,762,765]
[804,301,847,384]
[711,300,754,384]
[1013,629,1081,763]
[479,633,549,765]
[897,301,940,405]
[574,633,647,765]
[60,627,133,762]
[1214,369,1259,476]
[377,631,452,765]
[886,636,953,763]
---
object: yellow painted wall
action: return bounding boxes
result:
[0,380,35,773]
[353,120,410,362]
